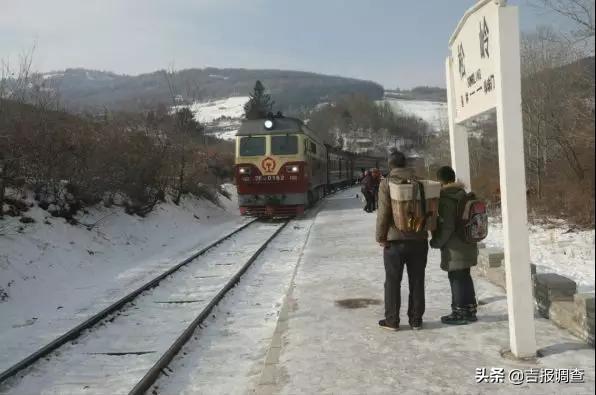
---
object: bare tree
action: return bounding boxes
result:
[0,46,37,217]
[519,23,595,223]
[534,0,595,42]
[161,66,207,204]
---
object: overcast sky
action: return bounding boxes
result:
[0,0,571,88]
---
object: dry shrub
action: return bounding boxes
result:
[1,100,234,219]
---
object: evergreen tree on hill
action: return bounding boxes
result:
[244,80,274,119]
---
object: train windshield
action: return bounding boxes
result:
[239,136,266,156]
[271,135,298,155]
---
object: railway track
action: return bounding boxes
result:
[0,219,288,395]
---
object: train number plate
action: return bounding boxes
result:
[244,175,299,183]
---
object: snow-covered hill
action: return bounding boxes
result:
[185,96,249,124]
[174,96,249,141]
[177,96,448,141]
[382,98,447,132]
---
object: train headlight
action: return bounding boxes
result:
[264,119,274,130]
[285,165,300,173]
[238,166,251,175]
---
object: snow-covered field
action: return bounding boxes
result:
[485,219,595,293]
[184,96,249,124]
[0,189,245,372]
[173,96,249,141]
[382,98,447,132]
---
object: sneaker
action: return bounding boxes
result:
[378,319,399,331]
[441,311,468,325]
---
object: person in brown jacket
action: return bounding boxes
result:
[376,151,429,331]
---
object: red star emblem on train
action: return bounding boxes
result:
[261,157,276,173]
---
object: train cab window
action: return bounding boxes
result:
[310,141,317,154]
[271,135,298,155]
[239,136,266,156]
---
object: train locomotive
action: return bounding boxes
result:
[234,115,386,217]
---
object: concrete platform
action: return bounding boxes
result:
[256,188,595,394]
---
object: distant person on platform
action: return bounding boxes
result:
[361,170,375,213]
[371,168,381,211]
[430,166,478,325]
[359,168,366,182]
[376,151,429,330]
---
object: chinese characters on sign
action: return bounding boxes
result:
[450,1,499,123]
[458,43,466,79]
[479,16,489,58]
[457,21,495,110]
[475,368,585,385]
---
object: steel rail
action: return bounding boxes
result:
[0,219,258,384]
[128,220,289,395]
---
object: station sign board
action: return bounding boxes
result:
[449,0,499,123]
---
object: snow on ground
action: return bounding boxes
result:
[172,96,249,141]
[152,215,317,394]
[382,98,447,132]
[484,219,595,293]
[211,128,239,141]
[0,189,246,373]
[263,188,594,394]
[183,96,249,124]
[1,221,283,395]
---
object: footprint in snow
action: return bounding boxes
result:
[12,317,38,328]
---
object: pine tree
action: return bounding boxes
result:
[244,80,274,120]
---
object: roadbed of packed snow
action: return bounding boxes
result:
[0,187,246,373]
[1,221,284,395]
[484,218,595,293]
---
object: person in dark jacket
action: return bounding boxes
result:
[430,166,478,325]
[371,168,381,211]
[376,151,428,330]
[361,171,375,212]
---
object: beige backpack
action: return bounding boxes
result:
[388,178,441,232]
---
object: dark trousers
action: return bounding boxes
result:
[383,240,429,326]
[372,187,379,211]
[364,190,374,212]
[448,268,477,308]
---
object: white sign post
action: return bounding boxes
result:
[446,0,537,358]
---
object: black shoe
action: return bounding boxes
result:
[463,304,478,322]
[409,320,423,330]
[464,312,478,322]
[441,311,469,325]
[378,319,399,331]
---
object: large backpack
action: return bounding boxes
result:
[388,178,441,233]
[452,192,488,243]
